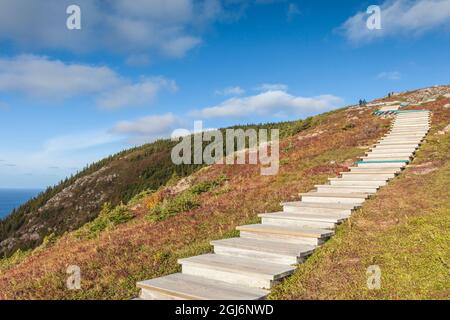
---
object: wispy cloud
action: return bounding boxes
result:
[3,163,16,167]
[255,83,289,91]
[0,55,177,109]
[0,130,123,187]
[214,86,245,96]
[111,113,180,144]
[193,90,343,119]
[377,71,401,81]
[42,131,120,154]
[126,54,151,67]
[97,77,177,110]
[0,130,121,174]
[339,0,450,44]
[287,3,301,21]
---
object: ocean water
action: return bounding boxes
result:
[0,189,42,219]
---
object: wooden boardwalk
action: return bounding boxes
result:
[135,109,431,300]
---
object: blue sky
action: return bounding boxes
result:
[0,0,449,188]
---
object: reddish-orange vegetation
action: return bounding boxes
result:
[1,91,448,300]
[0,105,388,299]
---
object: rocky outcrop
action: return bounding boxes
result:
[0,166,119,256]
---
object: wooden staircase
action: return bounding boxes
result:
[135,109,431,300]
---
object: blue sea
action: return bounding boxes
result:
[0,189,42,219]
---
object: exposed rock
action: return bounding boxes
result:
[297,132,319,141]
[437,124,450,135]
[0,166,120,256]
[397,85,450,104]
[166,176,194,195]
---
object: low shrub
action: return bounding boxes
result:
[74,203,134,239]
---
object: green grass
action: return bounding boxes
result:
[74,203,134,239]
[146,176,228,223]
[270,126,450,300]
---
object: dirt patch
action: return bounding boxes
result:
[408,162,439,175]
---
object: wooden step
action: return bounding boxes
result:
[367,151,414,156]
[282,206,352,216]
[370,149,416,155]
[376,142,420,147]
[259,212,342,229]
[211,237,315,265]
[315,185,378,194]
[390,128,429,132]
[385,136,425,139]
[138,273,269,300]
[179,254,296,289]
[237,223,333,246]
[340,172,394,180]
[373,145,419,149]
[300,192,368,205]
[340,172,395,181]
[386,132,427,135]
[348,167,402,173]
[361,156,411,161]
[365,152,413,156]
[300,191,369,198]
[388,130,427,132]
[379,139,423,144]
[259,212,346,223]
[390,130,429,133]
[393,122,429,124]
[372,145,417,150]
[282,201,357,215]
[379,139,422,143]
[328,178,387,187]
[356,162,407,168]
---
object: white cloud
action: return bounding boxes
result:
[0,55,176,108]
[0,0,227,59]
[111,113,179,143]
[377,71,401,81]
[42,131,120,154]
[97,77,178,109]
[0,55,121,99]
[161,36,203,58]
[255,83,289,91]
[126,54,151,67]
[0,130,121,178]
[340,0,450,43]
[215,86,245,96]
[194,90,343,119]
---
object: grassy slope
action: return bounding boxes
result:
[0,117,313,257]
[0,105,387,299]
[271,99,450,300]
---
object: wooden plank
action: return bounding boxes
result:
[211,237,315,257]
[259,212,346,223]
[237,223,334,238]
[138,273,269,300]
[179,254,296,280]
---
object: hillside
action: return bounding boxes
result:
[0,120,306,257]
[0,85,449,299]
[0,139,203,257]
